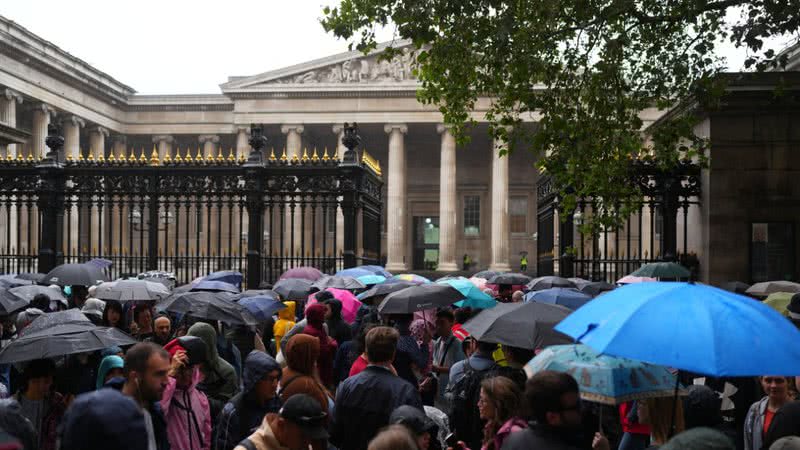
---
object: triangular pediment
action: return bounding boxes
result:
[221,40,421,93]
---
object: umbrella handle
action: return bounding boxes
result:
[669,370,681,438]
[575,323,598,344]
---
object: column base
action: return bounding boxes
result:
[488,262,512,272]
[385,261,407,272]
[437,261,459,272]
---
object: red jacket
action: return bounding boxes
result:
[619,401,650,435]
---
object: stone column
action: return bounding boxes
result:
[281,125,305,257]
[331,125,346,256]
[153,135,174,160]
[437,124,458,272]
[199,135,219,159]
[32,103,55,159]
[384,124,408,272]
[489,135,511,271]
[236,126,251,160]
[62,115,84,161]
[0,89,23,157]
[89,126,108,159]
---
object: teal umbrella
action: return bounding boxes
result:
[525,344,682,405]
[357,274,387,286]
[439,278,497,309]
[630,262,690,279]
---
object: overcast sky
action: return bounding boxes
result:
[2,2,795,95]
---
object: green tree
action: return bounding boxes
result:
[321,0,798,230]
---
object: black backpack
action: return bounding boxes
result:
[447,358,498,449]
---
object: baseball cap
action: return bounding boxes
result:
[279,394,329,440]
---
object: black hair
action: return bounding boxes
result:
[132,305,153,323]
[476,340,497,355]
[30,294,51,312]
[314,290,335,302]
[102,299,123,328]
[356,322,380,356]
[124,342,169,377]
[435,308,455,322]
[454,307,474,325]
[24,359,56,380]
[502,345,535,365]
[525,371,580,423]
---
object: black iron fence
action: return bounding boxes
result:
[0,123,383,288]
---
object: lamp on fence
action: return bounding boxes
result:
[340,122,361,165]
[247,124,268,166]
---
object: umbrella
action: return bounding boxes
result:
[336,268,374,278]
[191,280,240,293]
[720,281,751,295]
[273,278,315,300]
[578,281,616,297]
[524,287,592,310]
[357,275,386,286]
[526,276,576,291]
[487,273,532,285]
[44,264,108,286]
[312,275,366,291]
[462,302,573,350]
[9,285,68,306]
[764,292,795,316]
[616,275,657,284]
[203,270,244,289]
[378,284,464,314]
[85,258,113,270]
[15,273,46,283]
[468,277,488,290]
[357,281,415,303]
[555,282,800,376]
[356,265,393,278]
[438,278,497,310]
[94,280,170,302]
[234,289,281,301]
[630,262,691,279]
[436,275,467,282]
[745,281,800,297]
[306,288,363,324]
[159,291,257,326]
[525,344,683,405]
[390,274,431,285]
[0,289,30,315]
[0,275,33,288]
[236,296,286,322]
[279,267,324,282]
[473,270,502,280]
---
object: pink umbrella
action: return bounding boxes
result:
[616,275,657,284]
[413,309,437,332]
[306,288,362,324]
[280,267,324,281]
[469,277,487,290]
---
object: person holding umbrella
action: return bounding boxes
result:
[13,359,66,450]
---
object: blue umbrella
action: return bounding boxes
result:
[555,282,800,376]
[525,344,682,405]
[203,271,243,290]
[356,265,393,278]
[236,296,286,322]
[336,268,374,278]
[524,288,592,310]
[357,275,386,286]
[438,278,497,309]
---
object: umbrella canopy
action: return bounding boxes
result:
[488,272,532,286]
[438,278,497,310]
[279,267,324,282]
[526,276,577,291]
[306,288,363,324]
[524,287,592,310]
[94,280,170,303]
[473,270,503,280]
[356,265,393,278]
[390,274,431,285]
[630,262,691,279]
[468,277,488,291]
[357,281,415,303]
[312,275,366,291]
[357,275,386,286]
[720,281,751,295]
[462,302,573,350]
[15,273,46,283]
[616,275,657,285]
[190,280,240,293]
[436,275,467,283]
[578,281,616,297]
[336,268,374,278]
[203,271,243,289]
[85,258,113,270]
[555,282,800,376]
[273,278,315,300]
[0,289,30,315]
[745,281,800,297]
[525,344,682,405]
[236,296,286,322]
[9,285,68,306]
[159,291,257,325]
[764,292,795,316]
[44,264,108,286]
[378,284,464,314]
[234,289,280,301]
[0,275,33,288]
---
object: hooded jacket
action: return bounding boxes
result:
[233,414,289,450]
[273,301,296,354]
[58,388,150,450]
[303,304,337,388]
[215,351,282,450]
[280,334,330,415]
[187,323,239,421]
[96,355,124,390]
[161,364,212,450]
[324,299,352,346]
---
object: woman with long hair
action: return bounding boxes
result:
[303,303,338,388]
[744,376,793,450]
[101,299,124,330]
[637,396,685,447]
[478,376,527,450]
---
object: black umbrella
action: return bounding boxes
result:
[578,281,616,297]
[378,284,465,314]
[15,273,46,283]
[21,309,90,335]
[9,285,68,306]
[234,289,281,301]
[462,302,573,350]
[526,276,576,291]
[473,270,502,280]
[158,291,257,326]
[312,275,366,291]
[358,281,416,303]
[0,275,33,288]
[273,278,315,300]
[487,272,532,286]
[43,264,108,286]
[0,289,30,316]
[721,281,751,295]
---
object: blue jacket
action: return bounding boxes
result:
[332,365,423,450]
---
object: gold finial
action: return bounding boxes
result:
[301,147,309,162]
[196,147,203,163]
[108,153,116,163]
[185,147,193,163]
[280,148,288,162]
[128,149,137,163]
[291,151,299,164]
[16,152,23,162]
[269,148,276,161]
[5,152,13,162]
[150,145,160,166]
[361,150,383,176]
[216,148,224,163]
[138,148,147,164]
[98,152,105,163]
[205,150,214,164]
[88,151,95,162]
[238,152,246,163]
[174,147,183,163]
[26,153,34,162]
[163,149,172,164]
[227,148,235,163]
[311,147,320,162]
[322,147,330,162]
[77,151,85,162]
[66,153,74,162]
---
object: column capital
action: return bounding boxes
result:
[152,134,174,144]
[3,88,22,104]
[436,124,453,134]
[198,135,220,144]
[35,103,55,118]
[61,115,85,128]
[89,126,109,137]
[384,123,408,134]
[280,124,304,135]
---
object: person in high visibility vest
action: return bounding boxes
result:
[462,254,471,271]
[520,254,528,272]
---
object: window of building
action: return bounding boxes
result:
[751,222,795,283]
[510,197,528,234]
[463,195,480,236]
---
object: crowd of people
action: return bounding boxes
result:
[0,277,798,450]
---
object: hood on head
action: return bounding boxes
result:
[305,304,327,327]
[661,427,734,450]
[187,322,219,362]
[390,405,437,436]
[325,299,343,321]
[243,350,281,394]
[96,355,124,390]
[683,385,723,429]
[285,334,320,375]
[278,301,296,321]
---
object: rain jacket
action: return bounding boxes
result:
[764,401,800,449]
[280,334,330,414]
[233,414,288,450]
[498,421,582,450]
[325,299,352,345]
[58,388,149,450]
[187,323,240,421]
[743,396,769,450]
[161,367,212,450]
[13,391,66,450]
[216,351,282,450]
[487,417,527,450]
[96,355,124,390]
[303,304,337,388]
[273,301,296,354]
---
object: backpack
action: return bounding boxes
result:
[447,358,498,449]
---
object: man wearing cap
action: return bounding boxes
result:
[161,336,212,450]
[234,393,328,450]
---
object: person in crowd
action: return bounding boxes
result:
[147,313,173,347]
[412,318,435,404]
[57,352,98,397]
[448,340,497,391]
[393,315,430,389]
[638,396,685,448]
[430,309,465,414]
[161,336,212,450]
[499,370,609,450]
[744,376,793,450]
[216,351,282,450]
[369,424,421,450]
[682,385,736,441]
[325,298,353,345]
[302,303,338,388]
[69,285,88,309]
[446,339,499,450]
[787,294,800,329]
[452,308,473,342]
[58,388,149,450]
[765,399,800,448]
[234,393,328,450]
[498,345,533,388]
[660,427,735,450]
[217,326,244,381]
[14,308,43,335]
[0,398,37,450]
[81,298,105,325]
[102,299,124,330]
[101,345,125,359]
[347,322,381,378]
[121,342,171,450]
[511,291,524,303]
[96,354,125,390]
[131,305,155,340]
[478,376,527,450]
[30,293,51,313]
[390,405,438,450]
[280,334,332,414]
[332,326,423,450]
[273,300,296,355]
[280,291,332,351]
[618,401,650,450]
[12,359,66,450]
[188,322,240,422]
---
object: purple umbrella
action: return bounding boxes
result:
[279,267,324,282]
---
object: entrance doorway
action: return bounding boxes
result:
[413,216,439,270]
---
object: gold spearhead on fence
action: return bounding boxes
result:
[269,148,277,161]
[311,147,320,162]
[150,145,160,166]
[216,148,224,163]
[227,148,235,163]
[139,148,147,164]
[196,147,203,163]
[301,147,309,162]
[174,147,183,163]
[280,148,287,162]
